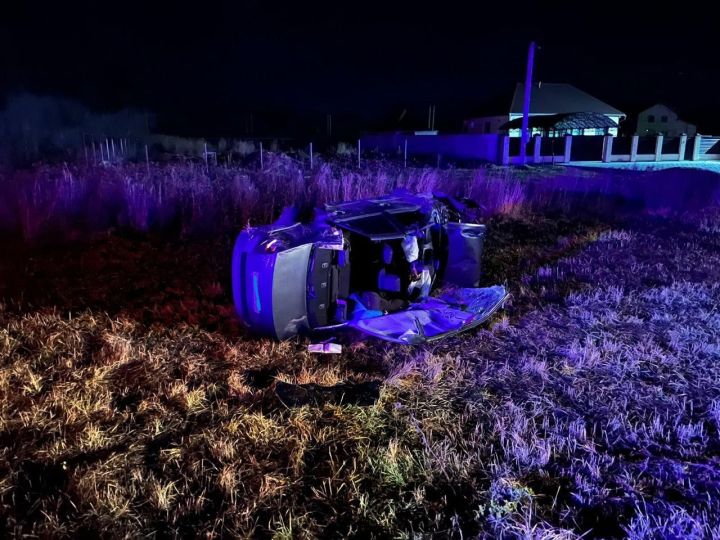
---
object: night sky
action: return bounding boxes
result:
[1,1,718,138]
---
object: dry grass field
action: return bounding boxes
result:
[1,160,719,537]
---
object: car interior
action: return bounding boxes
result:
[307,222,442,329]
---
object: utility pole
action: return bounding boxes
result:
[521,41,536,165]
[426,105,437,130]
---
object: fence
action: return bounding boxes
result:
[360,131,720,167]
[606,134,719,163]
[7,129,720,170]
[503,134,720,165]
[360,133,503,165]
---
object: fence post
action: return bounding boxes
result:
[532,134,542,164]
[309,142,314,170]
[678,134,688,161]
[145,145,150,174]
[602,135,614,162]
[563,135,572,163]
[501,136,510,166]
[404,139,408,168]
[654,134,664,162]
[692,135,702,161]
[630,135,639,162]
[260,142,264,170]
[357,139,361,167]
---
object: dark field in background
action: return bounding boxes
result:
[1,160,719,538]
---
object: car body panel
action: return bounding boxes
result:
[443,222,486,287]
[348,286,508,344]
[272,244,313,339]
[325,195,430,241]
[232,229,313,339]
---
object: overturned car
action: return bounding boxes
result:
[231,193,508,344]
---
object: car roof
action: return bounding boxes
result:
[325,195,432,240]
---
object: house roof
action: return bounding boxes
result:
[501,112,618,131]
[639,103,675,115]
[509,83,625,117]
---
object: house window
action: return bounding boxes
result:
[660,115,668,122]
[647,115,655,123]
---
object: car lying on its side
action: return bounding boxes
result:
[231,192,508,344]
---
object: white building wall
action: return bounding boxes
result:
[637,104,696,137]
[464,115,508,134]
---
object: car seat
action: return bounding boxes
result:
[378,243,401,293]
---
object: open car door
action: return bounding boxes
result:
[443,222,485,287]
[348,285,508,344]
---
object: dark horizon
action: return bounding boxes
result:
[2,1,719,138]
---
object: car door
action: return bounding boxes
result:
[348,285,508,344]
[440,222,486,287]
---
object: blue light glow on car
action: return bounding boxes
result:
[252,272,262,313]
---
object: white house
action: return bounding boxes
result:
[465,83,625,137]
[636,104,696,137]
[464,115,507,135]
